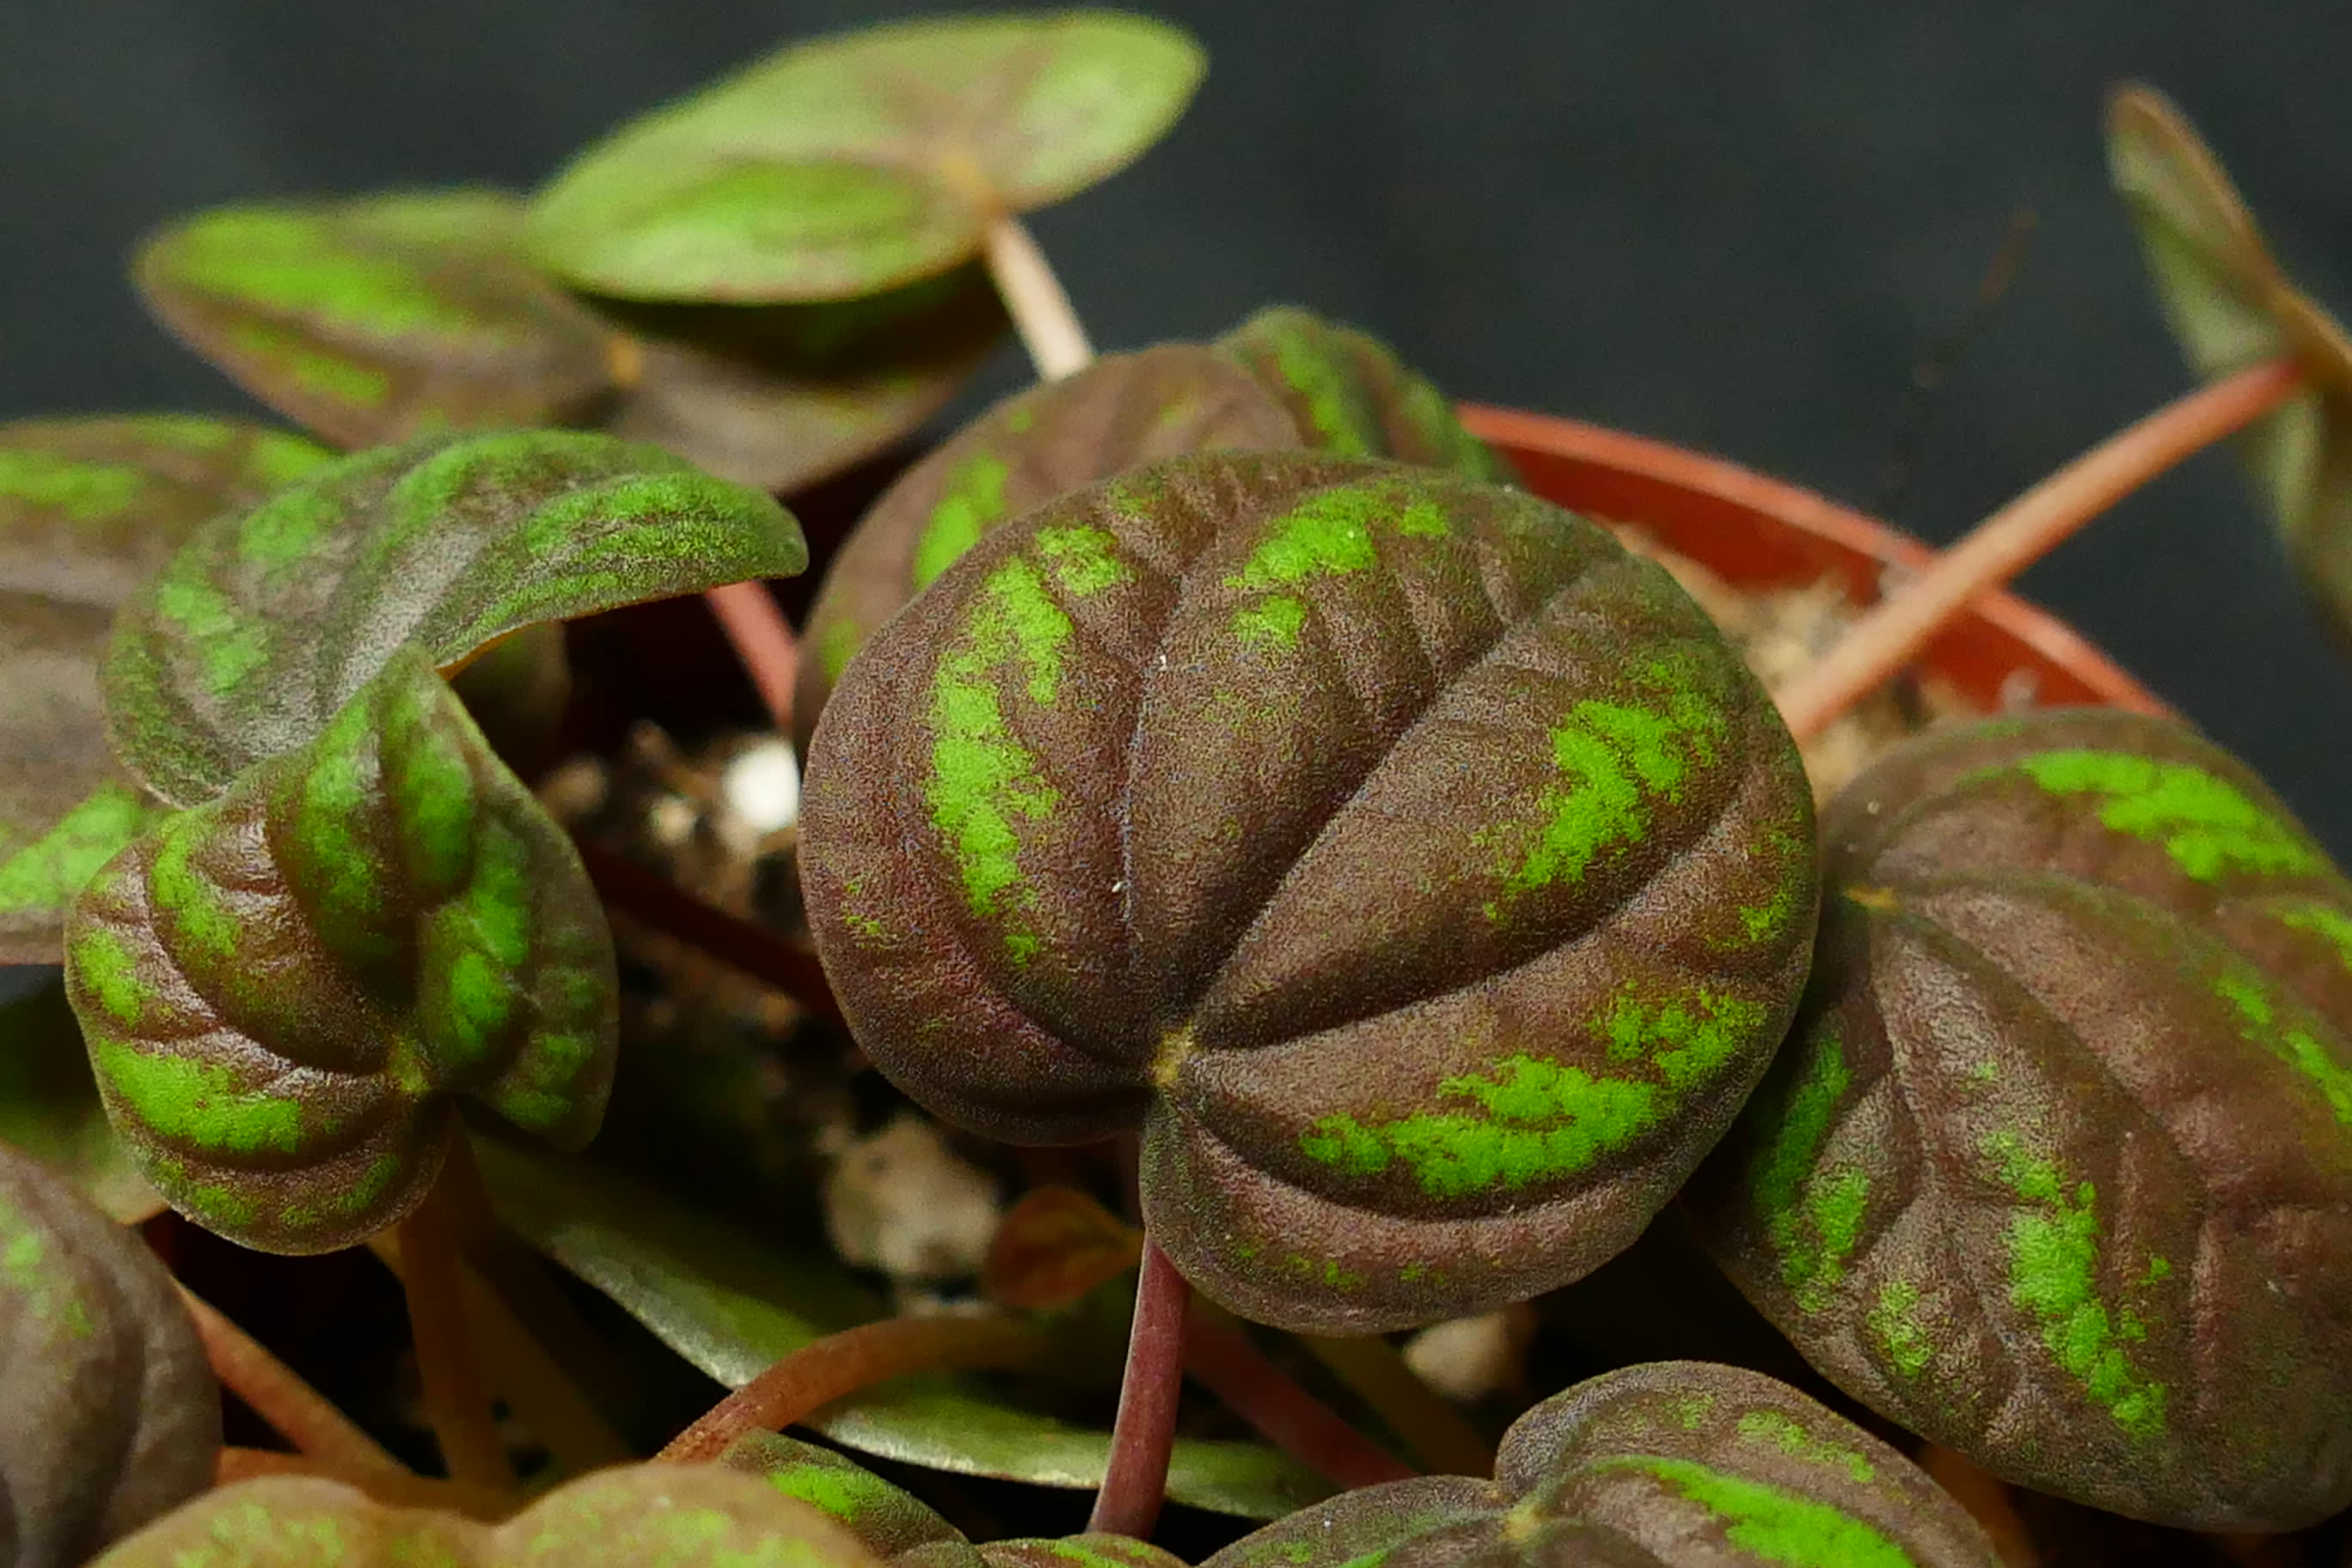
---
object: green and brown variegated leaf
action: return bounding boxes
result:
[720,1434,1184,1568]
[102,428,805,807]
[133,191,626,449]
[64,646,616,1253]
[0,415,332,960]
[528,12,1204,301]
[0,978,160,1222]
[2108,84,2352,645]
[0,1142,218,1566]
[1688,707,2352,1529]
[92,1464,889,1567]
[1204,1363,1998,1568]
[800,452,1816,1332]
[1216,308,1516,481]
[593,263,1009,493]
[793,343,1299,733]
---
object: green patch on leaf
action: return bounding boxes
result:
[2007,749,2318,881]
[1599,1456,1916,1568]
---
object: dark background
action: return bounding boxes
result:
[6,1,2350,848]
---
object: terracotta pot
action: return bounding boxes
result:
[1458,404,2171,719]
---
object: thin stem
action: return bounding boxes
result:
[176,1285,407,1482]
[214,1448,511,1520]
[1777,357,2301,743]
[983,212,1094,380]
[367,1233,632,1479]
[658,1313,1051,1463]
[1088,1240,1193,1538]
[702,580,799,734]
[1918,1444,2038,1568]
[1297,1332,1494,1477]
[396,1167,516,1492]
[1186,1307,1415,1491]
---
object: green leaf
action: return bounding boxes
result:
[0,977,161,1222]
[1216,308,1516,481]
[0,415,333,960]
[795,342,1301,733]
[595,264,1009,493]
[1202,1363,2001,1568]
[93,1463,891,1566]
[799,453,1816,1333]
[64,646,616,1253]
[476,1136,1328,1519]
[0,1141,219,1563]
[1691,708,2352,1528]
[529,12,1205,301]
[102,428,805,807]
[134,191,625,449]
[2107,84,2352,644]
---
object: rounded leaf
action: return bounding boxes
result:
[0,415,331,960]
[794,342,1299,732]
[134,191,624,448]
[1687,707,2352,1528]
[800,453,1816,1332]
[722,1432,969,1563]
[102,428,805,807]
[91,1464,891,1567]
[529,12,1205,301]
[65,646,617,1253]
[1216,307,1516,481]
[0,1142,218,1566]
[1203,1362,1998,1568]
[2107,85,2352,646]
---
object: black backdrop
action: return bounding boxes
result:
[7,1,2350,849]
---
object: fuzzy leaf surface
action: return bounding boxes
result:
[794,342,1298,732]
[64,646,616,1253]
[0,415,331,959]
[1688,707,2352,1529]
[103,428,805,806]
[2108,84,2352,644]
[528,12,1204,301]
[134,191,623,449]
[800,453,1816,1332]
[1217,307,1517,481]
[91,1464,889,1567]
[1202,1362,1999,1568]
[0,1142,218,1566]
[478,1136,1326,1518]
[0,978,160,1222]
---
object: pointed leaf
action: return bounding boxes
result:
[0,1142,219,1565]
[529,12,1204,301]
[0,416,333,959]
[477,1135,1328,1519]
[982,1185,1142,1310]
[1217,308,1516,481]
[799,453,1816,1332]
[92,1464,889,1567]
[134,191,625,449]
[1202,1363,2000,1568]
[103,428,805,806]
[1688,708,2352,1529]
[795,342,1299,731]
[0,977,161,1222]
[64,646,616,1253]
[2107,84,2352,642]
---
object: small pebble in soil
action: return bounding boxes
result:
[721,738,802,838]
[824,1113,1005,1287]
[1403,1303,1539,1405]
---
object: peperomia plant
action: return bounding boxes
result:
[9,9,2352,1565]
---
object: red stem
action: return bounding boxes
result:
[1186,1311,1416,1491]
[1088,1240,1193,1537]
[573,839,842,1024]
[658,1313,1050,1463]
[701,581,799,734]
